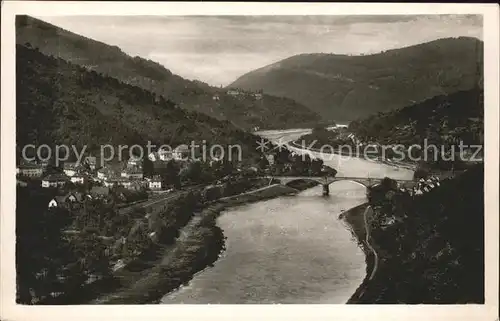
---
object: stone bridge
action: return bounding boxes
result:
[266,176,415,195]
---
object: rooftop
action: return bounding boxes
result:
[122,168,143,174]
[18,162,42,169]
[90,186,110,196]
[174,145,190,153]
[108,178,131,183]
[54,192,84,203]
[43,173,70,182]
[85,156,97,164]
[63,162,82,169]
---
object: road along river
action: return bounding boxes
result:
[161,129,413,304]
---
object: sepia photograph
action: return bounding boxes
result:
[1,2,499,321]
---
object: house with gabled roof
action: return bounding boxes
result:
[148,175,163,190]
[63,162,86,177]
[90,186,111,198]
[70,173,89,185]
[48,192,84,208]
[121,168,143,180]
[17,162,44,178]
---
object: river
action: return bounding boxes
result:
[161,128,413,304]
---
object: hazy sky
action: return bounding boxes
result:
[39,15,482,86]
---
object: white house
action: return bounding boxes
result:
[41,173,69,188]
[380,216,397,229]
[148,176,162,190]
[70,175,86,185]
[253,93,263,100]
[121,168,143,180]
[158,149,173,161]
[120,179,132,189]
[17,163,44,178]
[103,180,115,188]
[84,156,97,170]
[97,169,108,181]
[48,199,59,208]
[226,89,242,96]
[63,162,80,177]
[103,178,127,188]
[127,158,143,169]
[266,154,275,166]
[148,152,157,162]
[48,193,81,208]
[149,148,177,162]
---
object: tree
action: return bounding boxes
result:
[380,177,398,191]
[123,221,150,259]
[413,162,430,181]
[70,227,112,280]
[213,158,234,178]
[181,161,203,183]
[160,160,181,189]
[257,155,270,172]
[311,125,327,136]
[143,156,154,178]
[16,186,74,303]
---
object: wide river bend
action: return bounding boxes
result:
[161,129,413,304]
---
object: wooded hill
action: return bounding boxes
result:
[16,15,323,130]
[230,37,483,122]
[16,44,264,161]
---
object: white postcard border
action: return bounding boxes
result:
[1,2,498,321]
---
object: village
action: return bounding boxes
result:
[15,141,308,212]
[15,145,211,209]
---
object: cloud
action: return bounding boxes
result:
[39,15,483,86]
[149,52,288,86]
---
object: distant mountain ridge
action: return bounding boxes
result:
[230,37,483,121]
[16,44,265,161]
[16,15,324,130]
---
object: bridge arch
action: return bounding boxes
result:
[326,179,373,189]
[277,177,378,189]
[281,177,324,187]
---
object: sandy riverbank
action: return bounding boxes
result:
[91,182,315,304]
[339,202,379,304]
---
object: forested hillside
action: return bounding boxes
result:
[16,44,263,159]
[350,164,484,303]
[16,15,323,130]
[348,88,484,146]
[230,37,483,121]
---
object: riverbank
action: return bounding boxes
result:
[339,203,379,303]
[347,164,484,303]
[92,181,315,304]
